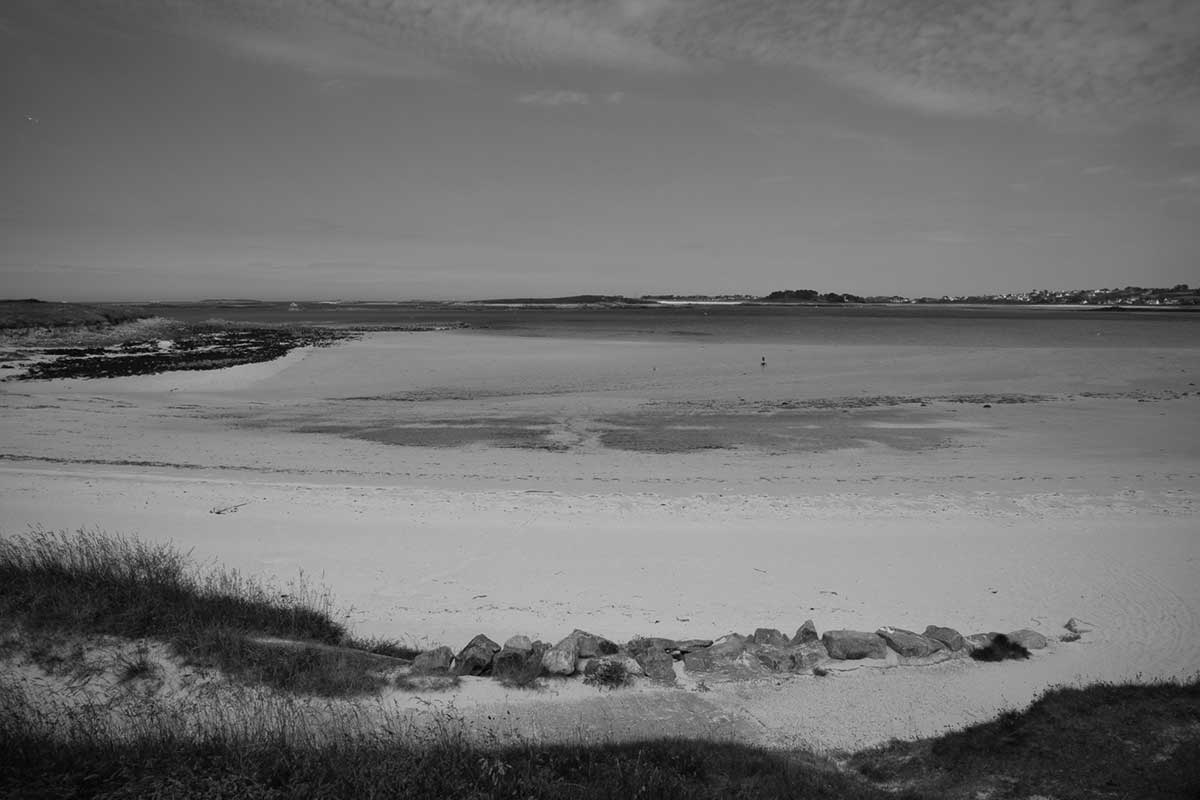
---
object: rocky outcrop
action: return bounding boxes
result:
[876,627,945,658]
[410,646,455,675]
[822,630,887,660]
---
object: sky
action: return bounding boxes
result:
[2,0,1199,301]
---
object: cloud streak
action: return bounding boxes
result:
[22,0,1200,131]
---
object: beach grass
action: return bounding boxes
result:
[0,529,418,697]
[1,529,1198,798]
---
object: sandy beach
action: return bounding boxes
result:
[3,324,1199,750]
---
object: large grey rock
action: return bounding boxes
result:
[625,637,674,657]
[503,635,534,652]
[683,634,754,675]
[455,634,501,676]
[672,639,714,655]
[791,620,819,645]
[410,646,454,675]
[633,647,677,684]
[493,642,547,684]
[923,625,965,651]
[822,630,887,660]
[562,629,619,659]
[1006,629,1048,650]
[750,641,829,673]
[876,627,945,658]
[542,632,584,675]
[751,628,789,647]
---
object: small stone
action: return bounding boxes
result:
[923,625,965,651]
[822,630,887,660]
[791,620,819,645]
[410,646,454,675]
[1060,632,1081,643]
[1065,618,1094,634]
[751,628,789,647]
[503,635,533,652]
[1006,629,1048,650]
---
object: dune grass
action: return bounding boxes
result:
[0,529,417,697]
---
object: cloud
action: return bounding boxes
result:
[27,0,1200,130]
[517,90,591,106]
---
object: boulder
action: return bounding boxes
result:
[541,648,577,675]
[751,628,789,647]
[583,654,645,679]
[788,641,831,671]
[492,643,546,684]
[791,620,819,645]
[1006,629,1048,650]
[1064,618,1094,635]
[876,627,945,658]
[749,641,828,673]
[683,635,754,675]
[626,637,675,657]
[633,647,677,684]
[563,629,619,659]
[503,635,534,652]
[455,634,501,676]
[410,645,454,675]
[542,633,584,676]
[923,625,966,651]
[672,639,714,655]
[822,630,887,660]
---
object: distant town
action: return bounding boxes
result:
[646,284,1199,307]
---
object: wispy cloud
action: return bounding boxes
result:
[517,91,591,106]
[30,0,1200,131]
[516,90,625,106]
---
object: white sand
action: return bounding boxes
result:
[2,330,1199,749]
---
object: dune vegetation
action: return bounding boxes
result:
[1,529,1198,799]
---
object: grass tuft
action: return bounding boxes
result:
[0,528,408,696]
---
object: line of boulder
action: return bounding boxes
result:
[402,618,1093,686]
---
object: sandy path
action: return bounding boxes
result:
[3,329,1199,749]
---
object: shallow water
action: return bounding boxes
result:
[140,302,1200,348]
